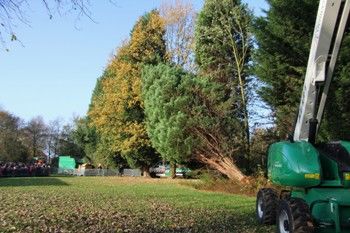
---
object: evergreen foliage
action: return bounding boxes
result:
[195,1,252,124]
[142,64,194,164]
[320,35,350,141]
[195,0,251,86]
[71,117,98,163]
[253,0,318,137]
[194,0,252,171]
[142,63,247,180]
[254,0,350,141]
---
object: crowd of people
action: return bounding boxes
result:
[0,161,50,177]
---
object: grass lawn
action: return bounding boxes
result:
[0,177,273,233]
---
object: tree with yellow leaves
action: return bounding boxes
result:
[88,11,166,175]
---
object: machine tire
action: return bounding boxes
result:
[256,188,278,225]
[276,198,314,233]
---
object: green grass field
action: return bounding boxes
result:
[0,177,273,233]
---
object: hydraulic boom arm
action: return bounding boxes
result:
[293,0,350,142]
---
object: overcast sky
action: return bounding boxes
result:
[0,0,268,123]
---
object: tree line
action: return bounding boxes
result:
[0,110,84,164]
[74,0,350,181]
[4,0,350,182]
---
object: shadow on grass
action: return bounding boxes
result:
[0,177,69,187]
[50,175,77,178]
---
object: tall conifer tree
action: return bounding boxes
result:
[195,0,252,165]
[254,0,319,138]
[254,0,350,141]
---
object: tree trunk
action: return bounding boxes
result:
[196,153,247,182]
[170,162,176,179]
[143,165,151,178]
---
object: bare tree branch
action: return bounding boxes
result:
[160,0,196,71]
[0,0,98,50]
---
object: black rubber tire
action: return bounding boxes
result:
[276,198,314,233]
[256,188,278,225]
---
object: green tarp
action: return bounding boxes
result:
[58,156,76,169]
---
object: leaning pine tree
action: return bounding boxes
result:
[142,64,248,181]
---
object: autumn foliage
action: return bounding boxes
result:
[88,11,166,173]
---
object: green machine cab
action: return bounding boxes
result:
[268,141,321,188]
[264,141,350,233]
[255,1,350,232]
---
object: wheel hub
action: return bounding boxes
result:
[279,210,290,233]
[284,220,289,231]
[257,198,264,218]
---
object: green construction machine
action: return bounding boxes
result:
[256,1,350,233]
